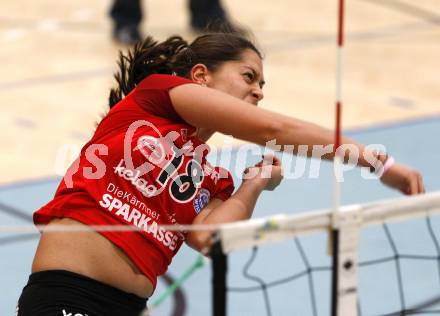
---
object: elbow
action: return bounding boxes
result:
[187,231,212,254]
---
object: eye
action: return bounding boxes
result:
[243,72,254,82]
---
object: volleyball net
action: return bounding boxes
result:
[209,191,440,316]
[2,191,440,316]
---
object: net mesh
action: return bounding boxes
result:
[211,191,440,316]
[1,192,440,315]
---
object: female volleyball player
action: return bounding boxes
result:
[17,32,424,316]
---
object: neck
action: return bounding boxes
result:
[193,128,214,142]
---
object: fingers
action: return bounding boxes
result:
[382,163,425,196]
[256,154,282,167]
[404,171,425,195]
[417,172,425,194]
[272,155,282,166]
[242,155,284,191]
[242,166,260,180]
[409,174,419,195]
[262,155,273,166]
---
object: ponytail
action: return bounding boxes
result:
[109,36,190,108]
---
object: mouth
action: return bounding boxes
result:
[245,96,258,106]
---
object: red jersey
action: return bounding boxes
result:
[34,74,235,288]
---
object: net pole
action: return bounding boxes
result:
[330,229,340,316]
[331,0,345,315]
[210,238,227,316]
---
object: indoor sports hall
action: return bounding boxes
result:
[1,0,439,315]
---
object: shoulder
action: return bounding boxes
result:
[130,74,195,124]
[137,74,194,91]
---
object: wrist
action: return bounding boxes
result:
[240,178,266,193]
[381,156,395,176]
[369,153,395,177]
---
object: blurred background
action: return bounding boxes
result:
[1,0,439,315]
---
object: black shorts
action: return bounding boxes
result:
[16,270,148,316]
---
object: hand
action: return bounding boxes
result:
[242,155,283,191]
[380,162,425,195]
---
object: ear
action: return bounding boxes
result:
[190,64,211,86]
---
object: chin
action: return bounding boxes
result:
[244,98,258,105]
[197,129,215,141]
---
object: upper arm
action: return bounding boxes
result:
[191,198,224,225]
[169,84,280,145]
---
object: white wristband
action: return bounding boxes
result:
[379,156,395,177]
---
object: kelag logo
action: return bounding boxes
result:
[62,309,88,316]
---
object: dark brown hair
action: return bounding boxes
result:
[109,32,262,108]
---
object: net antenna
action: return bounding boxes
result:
[330,0,360,315]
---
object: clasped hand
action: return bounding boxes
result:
[242,155,283,191]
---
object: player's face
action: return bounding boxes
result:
[207,49,265,106]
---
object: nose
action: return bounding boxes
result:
[252,87,264,102]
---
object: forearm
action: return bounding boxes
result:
[274,115,376,168]
[202,181,263,225]
[188,181,264,251]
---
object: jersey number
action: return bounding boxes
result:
[156,147,203,203]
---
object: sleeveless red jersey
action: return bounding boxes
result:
[34,74,235,288]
